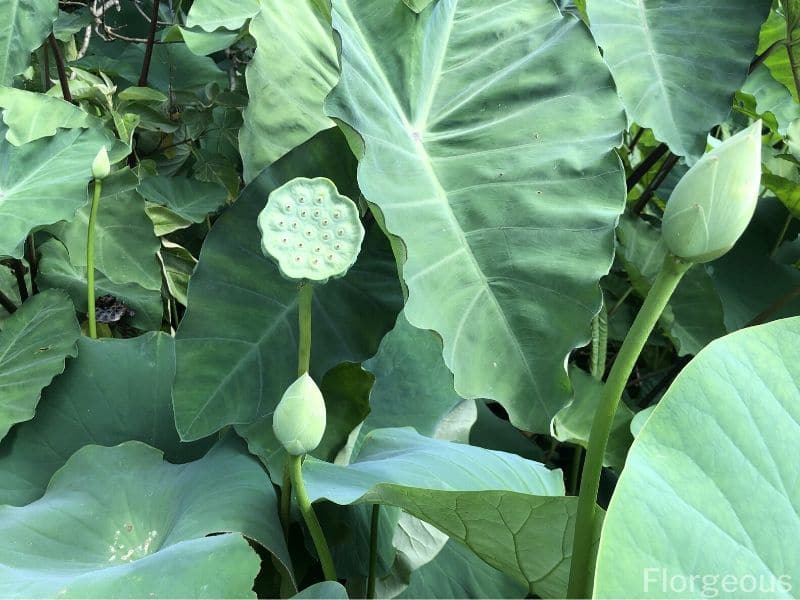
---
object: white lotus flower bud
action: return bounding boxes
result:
[662,121,762,263]
[272,373,326,456]
[91,146,111,180]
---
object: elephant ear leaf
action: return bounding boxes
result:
[325,0,626,433]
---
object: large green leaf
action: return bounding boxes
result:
[239,1,337,182]
[0,86,94,145]
[0,289,79,441]
[0,0,57,85]
[303,428,584,597]
[0,125,108,258]
[173,130,402,440]
[186,0,260,30]
[398,540,526,599]
[758,8,800,101]
[594,318,800,598]
[709,199,800,330]
[588,0,770,158]
[326,0,626,433]
[0,438,292,598]
[0,333,211,506]
[36,239,163,331]
[353,312,463,454]
[49,172,162,291]
[137,175,227,223]
[741,65,800,135]
[293,582,348,599]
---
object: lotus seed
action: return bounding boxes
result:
[292,222,298,228]
[322,219,329,226]
[298,196,305,203]
[334,243,341,250]
[337,228,344,236]
[300,210,308,217]
[323,233,330,240]
[315,197,322,204]
[333,211,341,219]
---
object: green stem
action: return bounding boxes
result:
[771,212,793,257]
[566,254,691,598]
[86,179,103,339]
[280,463,292,540]
[298,282,313,376]
[288,454,337,581]
[367,504,380,599]
[568,445,583,496]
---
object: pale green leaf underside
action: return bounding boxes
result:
[0,125,108,258]
[326,0,626,432]
[0,290,79,442]
[595,318,800,598]
[0,438,292,598]
[303,428,583,596]
[0,86,95,145]
[588,0,770,158]
[0,0,57,85]
[239,1,337,182]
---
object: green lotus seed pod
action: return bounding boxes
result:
[91,146,110,180]
[272,373,326,456]
[257,177,365,283]
[662,121,762,264]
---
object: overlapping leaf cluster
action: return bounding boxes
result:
[0,0,798,598]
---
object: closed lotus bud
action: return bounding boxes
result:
[91,146,111,180]
[273,373,326,456]
[662,121,762,263]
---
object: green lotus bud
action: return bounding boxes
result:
[273,373,326,456]
[661,121,762,263]
[91,146,111,180]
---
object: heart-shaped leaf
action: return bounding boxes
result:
[588,0,770,158]
[326,0,626,432]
